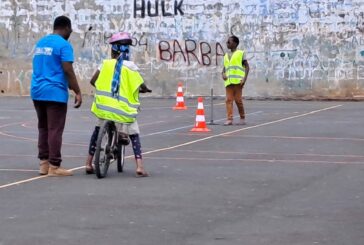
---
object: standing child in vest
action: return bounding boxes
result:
[84,32,151,177]
[221,35,250,126]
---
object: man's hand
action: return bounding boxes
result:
[74,92,82,108]
[240,78,247,87]
[62,62,82,107]
[222,72,228,81]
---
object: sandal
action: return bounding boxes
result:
[223,120,233,126]
[135,171,149,178]
[85,166,94,175]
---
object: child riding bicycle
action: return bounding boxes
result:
[85,32,151,177]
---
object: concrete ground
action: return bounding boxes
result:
[0,97,363,245]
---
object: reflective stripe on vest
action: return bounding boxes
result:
[94,90,140,109]
[91,59,143,124]
[224,50,246,87]
[94,103,137,118]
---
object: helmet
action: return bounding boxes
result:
[108,32,133,45]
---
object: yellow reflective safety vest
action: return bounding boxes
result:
[91,59,143,123]
[223,50,246,87]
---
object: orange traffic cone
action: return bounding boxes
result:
[190,97,211,132]
[173,82,187,110]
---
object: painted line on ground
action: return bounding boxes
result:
[0,104,341,190]
[0,166,86,189]
[0,153,86,158]
[67,102,226,112]
[20,120,167,130]
[1,150,363,160]
[0,102,224,113]
[0,109,34,112]
[159,149,364,159]
[144,111,263,136]
[0,131,88,147]
[0,121,30,129]
[141,105,342,156]
[0,111,263,144]
[0,175,49,189]
[133,102,226,110]
[143,156,364,165]
[21,122,32,128]
[222,134,364,142]
[0,169,38,172]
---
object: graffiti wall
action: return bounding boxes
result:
[1,0,364,99]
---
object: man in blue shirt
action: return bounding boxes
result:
[31,16,82,176]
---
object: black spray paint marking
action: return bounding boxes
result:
[134,0,184,18]
[82,26,93,48]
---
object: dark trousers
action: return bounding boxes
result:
[225,84,245,120]
[33,100,67,167]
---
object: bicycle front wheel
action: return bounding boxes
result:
[94,121,115,178]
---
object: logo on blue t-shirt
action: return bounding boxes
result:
[34,47,54,56]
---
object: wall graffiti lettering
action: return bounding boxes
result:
[134,0,184,18]
[1,0,364,98]
[159,40,224,66]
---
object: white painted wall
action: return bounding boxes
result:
[1,0,364,99]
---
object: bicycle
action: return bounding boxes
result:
[94,120,128,179]
[93,86,151,179]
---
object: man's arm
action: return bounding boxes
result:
[62,62,82,108]
[89,70,100,87]
[241,59,250,86]
[221,67,227,81]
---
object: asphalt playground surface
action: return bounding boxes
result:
[0,96,363,245]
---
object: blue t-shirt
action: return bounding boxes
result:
[31,34,74,103]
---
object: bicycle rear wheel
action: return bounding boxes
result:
[94,121,115,178]
[117,144,126,172]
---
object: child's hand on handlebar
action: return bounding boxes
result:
[139,84,152,93]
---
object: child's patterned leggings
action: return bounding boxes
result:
[88,126,142,159]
